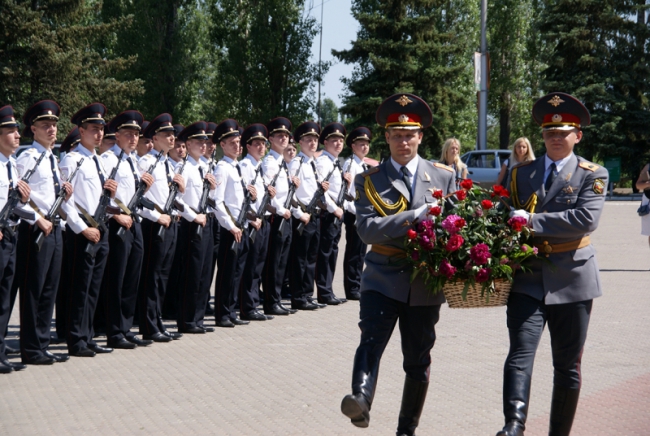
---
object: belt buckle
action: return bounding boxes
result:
[542,241,552,254]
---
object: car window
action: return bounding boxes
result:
[466,152,496,169]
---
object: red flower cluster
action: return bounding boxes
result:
[429,206,441,216]
[432,189,443,199]
[459,179,473,190]
[455,190,467,201]
[491,185,510,198]
[407,229,418,240]
[469,243,491,265]
[445,234,464,252]
[481,200,493,209]
[508,216,528,232]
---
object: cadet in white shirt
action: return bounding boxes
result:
[60,103,118,357]
[0,105,31,374]
[260,117,298,316]
[137,113,185,343]
[99,111,154,350]
[314,123,347,306]
[341,127,372,301]
[175,121,216,334]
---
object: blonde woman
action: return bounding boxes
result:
[635,163,650,246]
[439,138,467,182]
[496,137,535,187]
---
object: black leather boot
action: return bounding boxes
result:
[395,376,429,436]
[341,351,379,428]
[548,386,580,436]
[496,369,531,436]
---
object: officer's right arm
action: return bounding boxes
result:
[213,163,236,230]
[59,154,88,234]
[354,173,420,245]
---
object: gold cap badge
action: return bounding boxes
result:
[548,95,565,107]
[396,95,413,107]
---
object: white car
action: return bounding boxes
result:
[460,150,511,186]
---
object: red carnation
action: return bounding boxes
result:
[445,234,464,252]
[455,190,467,201]
[407,229,418,240]
[429,206,442,216]
[508,216,528,232]
[481,200,493,209]
[454,218,466,230]
[459,179,473,190]
[432,189,443,199]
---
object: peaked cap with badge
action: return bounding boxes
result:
[293,121,320,141]
[213,119,240,143]
[319,122,346,144]
[533,92,590,131]
[376,93,433,130]
[109,110,144,133]
[266,117,292,136]
[205,122,217,138]
[22,100,61,137]
[140,121,150,138]
[103,120,116,140]
[241,124,268,145]
[0,105,20,129]
[71,103,107,127]
[60,127,81,154]
[143,113,174,139]
[173,124,185,139]
[179,121,209,142]
[346,126,372,147]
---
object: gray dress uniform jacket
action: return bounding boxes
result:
[511,153,608,304]
[354,157,455,306]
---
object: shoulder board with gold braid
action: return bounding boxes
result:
[509,165,537,213]
[361,166,380,177]
[578,161,599,172]
[433,162,454,172]
[361,166,407,217]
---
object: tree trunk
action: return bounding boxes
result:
[499,91,511,149]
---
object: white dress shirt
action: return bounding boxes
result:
[138,150,185,222]
[341,154,368,215]
[101,145,140,213]
[0,153,18,223]
[214,156,247,230]
[288,152,337,219]
[16,142,60,224]
[315,151,343,213]
[260,149,289,217]
[60,144,108,234]
[179,155,215,222]
[239,154,265,215]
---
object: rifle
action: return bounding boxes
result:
[34,157,84,251]
[115,151,164,241]
[193,151,218,241]
[230,165,261,252]
[156,155,188,241]
[333,157,354,224]
[277,157,304,237]
[0,151,45,237]
[84,150,125,258]
[249,162,282,241]
[296,164,337,235]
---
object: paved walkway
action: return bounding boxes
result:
[1,202,648,435]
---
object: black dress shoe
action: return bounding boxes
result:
[5,346,19,355]
[231,317,250,325]
[201,326,215,333]
[23,355,55,365]
[320,297,343,305]
[0,360,15,373]
[279,303,297,314]
[496,420,525,436]
[292,301,319,310]
[241,311,268,321]
[143,332,173,342]
[50,336,66,344]
[216,318,235,328]
[163,330,183,340]
[265,304,290,316]
[341,393,370,428]
[70,347,96,357]
[88,344,113,354]
[181,326,206,334]
[8,360,27,371]
[108,338,137,349]
[347,292,361,301]
[44,351,70,362]
[126,336,153,347]
[307,298,327,308]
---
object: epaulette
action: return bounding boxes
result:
[361,166,380,177]
[579,161,599,172]
[24,147,38,155]
[104,149,116,156]
[433,162,454,173]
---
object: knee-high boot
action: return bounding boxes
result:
[496,369,531,436]
[548,386,580,436]
[341,350,380,428]
[395,376,429,436]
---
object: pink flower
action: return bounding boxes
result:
[439,259,457,279]
[476,268,491,283]
[445,234,464,252]
[469,243,491,265]
[532,247,538,255]
[441,214,465,234]
[407,229,418,240]
[508,216,528,232]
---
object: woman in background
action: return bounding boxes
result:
[496,137,535,187]
[439,138,467,184]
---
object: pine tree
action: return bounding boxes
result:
[0,0,143,137]
[333,0,479,158]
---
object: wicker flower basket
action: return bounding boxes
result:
[443,279,512,309]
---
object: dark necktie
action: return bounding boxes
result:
[545,162,558,192]
[7,162,13,192]
[126,156,139,186]
[310,161,319,182]
[362,163,369,171]
[235,163,247,192]
[93,155,106,185]
[199,166,205,179]
[400,166,412,196]
[164,160,173,187]
[49,154,60,196]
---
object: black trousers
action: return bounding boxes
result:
[351,291,440,399]
[342,211,366,298]
[504,293,593,389]
[262,215,292,311]
[138,219,177,336]
[0,230,17,360]
[214,226,249,322]
[162,221,182,319]
[16,222,62,361]
[55,228,69,339]
[240,220,270,315]
[315,212,342,301]
[177,219,212,330]
[65,225,109,353]
[289,214,320,304]
[101,220,143,342]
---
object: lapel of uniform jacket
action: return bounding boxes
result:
[385,159,411,204]
[411,159,431,209]
[540,153,577,209]
[526,158,546,210]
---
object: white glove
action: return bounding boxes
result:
[414,203,429,221]
[509,209,531,223]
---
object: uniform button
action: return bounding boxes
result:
[567,200,570,204]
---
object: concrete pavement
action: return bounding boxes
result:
[1,201,648,435]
